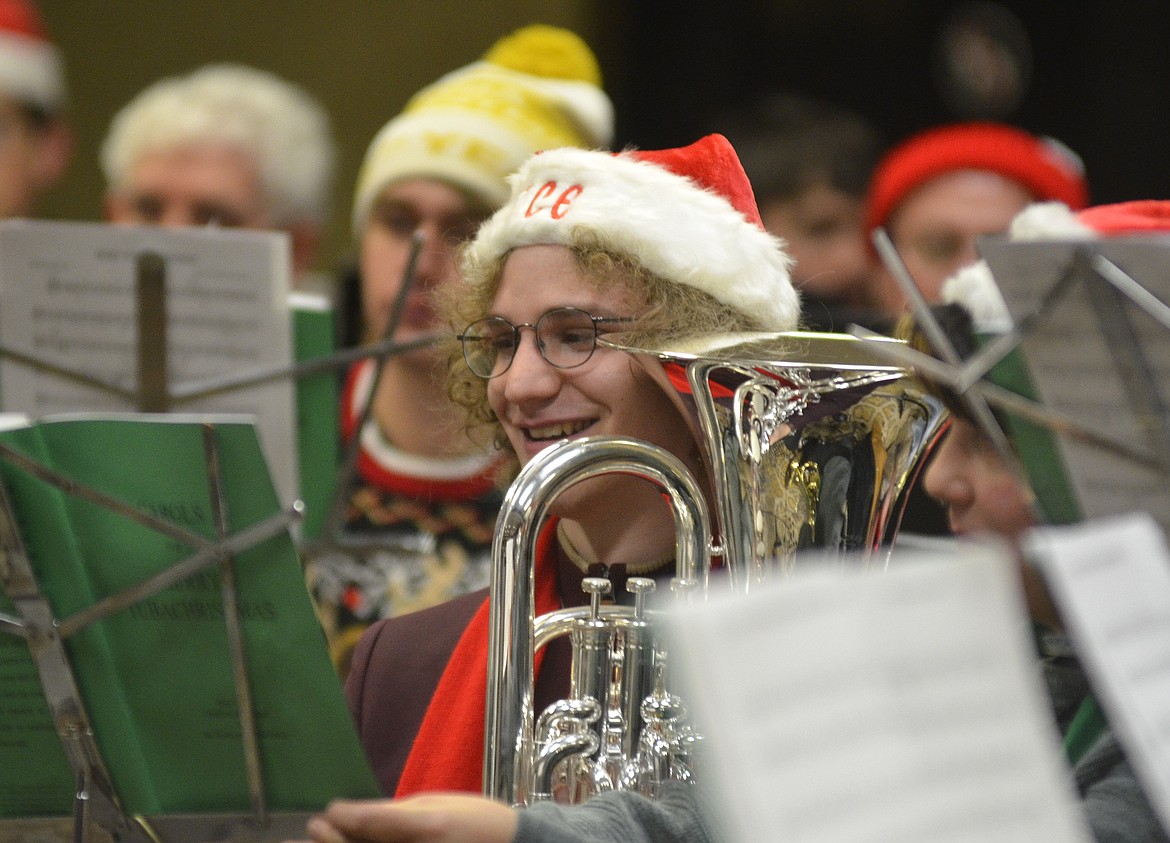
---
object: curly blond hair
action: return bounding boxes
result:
[435,229,773,472]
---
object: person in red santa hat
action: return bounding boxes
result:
[919,197,1170,843]
[294,199,1170,843]
[308,133,796,842]
[863,122,1089,318]
[0,0,71,220]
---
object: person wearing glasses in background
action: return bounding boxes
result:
[304,25,615,676]
[336,132,799,815]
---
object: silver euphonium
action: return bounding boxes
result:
[483,331,945,806]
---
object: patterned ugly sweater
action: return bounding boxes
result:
[305,359,506,675]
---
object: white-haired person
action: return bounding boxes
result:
[321,131,797,839]
[0,0,71,220]
[100,63,335,285]
[304,25,615,675]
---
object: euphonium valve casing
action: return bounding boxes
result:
[483,436,710,805]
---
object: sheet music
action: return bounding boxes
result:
[979,236,1170,532]
[1026,513,1170,836]
[667,546,1092,843]
[0,219,299,508]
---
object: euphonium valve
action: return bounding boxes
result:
[483,436,711,806]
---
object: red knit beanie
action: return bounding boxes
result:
[864,122,1089,236]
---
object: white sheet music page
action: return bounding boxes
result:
[667,547,1092,843]
[0,219,298,508]
[978,236,1170,533]
[1025,512,1170,836]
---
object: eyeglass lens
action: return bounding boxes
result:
[461,307,605,378]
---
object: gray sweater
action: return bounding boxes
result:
[1042,630,1168,843]
[515,782,715,843]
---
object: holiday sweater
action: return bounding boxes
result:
[306,359,505,673]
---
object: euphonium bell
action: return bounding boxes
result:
[483,332,945,806]
[623,331,946,585]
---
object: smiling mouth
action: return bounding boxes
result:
[525,420,592,442]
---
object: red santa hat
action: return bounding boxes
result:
[465,133,800,331]
[943,199,1170,334]
[0,0,65,113]
[865,122,1089,236]
[1075,199,1170,235]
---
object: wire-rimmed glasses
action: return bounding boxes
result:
[458,306,636,379]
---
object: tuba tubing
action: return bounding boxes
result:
[482,435,712,806]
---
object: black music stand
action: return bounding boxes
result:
[0,231,436,555]
[0,246,391,842]
[860,230,1170,534]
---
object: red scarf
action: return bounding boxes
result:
[395,519,561,796]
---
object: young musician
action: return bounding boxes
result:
[293,201,1170,843]
[916,200,1170,843]
[342,132,798,812]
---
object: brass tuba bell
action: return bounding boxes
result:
[482,332,945,806]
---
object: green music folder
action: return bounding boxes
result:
[0,414,378,818]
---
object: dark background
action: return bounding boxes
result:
[37,1,1170,275]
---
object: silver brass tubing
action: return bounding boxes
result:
[483,435,711,805]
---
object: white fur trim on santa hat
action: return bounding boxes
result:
[941,260,1013,335]
[467,146,800,331]
[0,29,64,112]
[942,201,1099,335]
[1008,200,1095,241]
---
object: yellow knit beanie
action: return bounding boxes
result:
[352,24,614,235]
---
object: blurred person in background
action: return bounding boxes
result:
[863,121,1088,317]
[718,92,886,332]
[100,63,336,289]
[0,0,71,220]
[916,202,1170,841]
[305,24,614,675]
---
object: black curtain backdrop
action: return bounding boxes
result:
[607,0,1170,206]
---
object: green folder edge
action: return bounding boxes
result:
[292,294,341,542]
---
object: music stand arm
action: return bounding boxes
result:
[0,480,153,843]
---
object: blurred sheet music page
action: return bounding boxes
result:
[667,547,1092,843]
[1027,512,1170,836]
[0,219,299,507]
[979,236,1170,533]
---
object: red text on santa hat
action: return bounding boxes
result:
[525,181,582,220]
